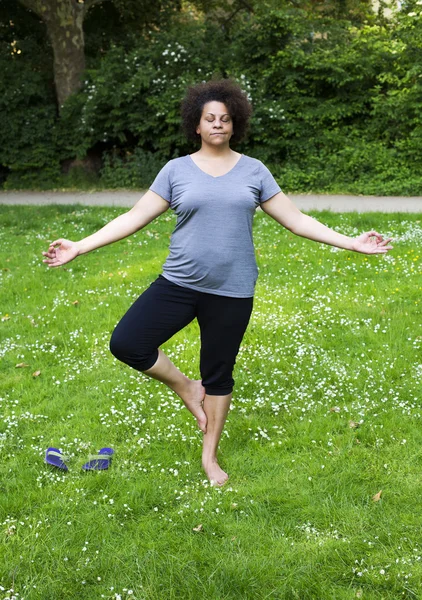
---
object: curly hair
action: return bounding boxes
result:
[181,79,252,145]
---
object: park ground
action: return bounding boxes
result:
[0,204,421,599]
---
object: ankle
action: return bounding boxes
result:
[169,374,191,395]
[202,454,217,466]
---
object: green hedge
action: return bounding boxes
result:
[2,1,422,194]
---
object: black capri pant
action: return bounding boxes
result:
[110,276,253,395]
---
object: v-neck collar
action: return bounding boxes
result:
[187,154,244,179]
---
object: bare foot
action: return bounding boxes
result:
[179,379,207,433]
[202,458,228,487]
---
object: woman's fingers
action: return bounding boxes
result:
[372,244,393,254]
[365,230,382,240]
[50,238,65,247]
[42,249,56,258]
[43,258,62,267]
[358,232,394,254]
[42,239,72,266]
[42,255,57,263]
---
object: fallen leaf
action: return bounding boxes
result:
[355,439,361,444]
[192,524,203,532]
[1,315,10,322]
[372,490,382,502]
[32,370,41,377]
[349,420,360,429]
[330,406,341,413]
[356,589,363,598]
[16,363,29,368]
[71,300,79,305]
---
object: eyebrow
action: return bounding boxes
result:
[205,112,230,117]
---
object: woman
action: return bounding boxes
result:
[43,79,393,486]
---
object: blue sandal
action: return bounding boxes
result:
[82,447,114,471]
[45,447,68,471]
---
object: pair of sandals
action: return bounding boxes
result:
[45,447,114,471]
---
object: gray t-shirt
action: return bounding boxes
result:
[149,154,281,298]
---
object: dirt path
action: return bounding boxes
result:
[1,191,421,212]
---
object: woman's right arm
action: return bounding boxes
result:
[42,190,169,267]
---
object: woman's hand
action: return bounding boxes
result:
[42,239,80,267]
[350,231,393,254]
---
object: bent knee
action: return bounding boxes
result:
[109,329,127,362]
[109,329,158,371]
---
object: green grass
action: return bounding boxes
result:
[1,206,421,600]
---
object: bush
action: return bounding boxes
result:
[3,2,422,194]
[100,147,166,189]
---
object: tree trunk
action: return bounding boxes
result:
[18,0,87,110]
[47,2,86,109]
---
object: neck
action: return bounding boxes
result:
[197,142,234,159]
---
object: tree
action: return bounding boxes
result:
[15,0,182,110]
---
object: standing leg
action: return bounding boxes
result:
[110,276,207,432]
[202,393,232,485]
[197,293,253,485]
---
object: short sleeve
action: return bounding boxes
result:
[258,161,282,203]
[149,161,173,203]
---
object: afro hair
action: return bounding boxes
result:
[181,79,252,145]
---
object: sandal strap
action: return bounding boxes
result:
[47,450,67,460]
[86,454,112,462]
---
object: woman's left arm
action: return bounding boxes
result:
[261,192,393,255]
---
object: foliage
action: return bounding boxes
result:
[60,19,230,159]
[100,148,167,189]
[0,1,61,188]
[2,1,422,193]
[232,3,422,193]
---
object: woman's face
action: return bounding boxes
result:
[196,101,233,146]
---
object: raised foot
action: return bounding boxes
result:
[202,459,228,487]
[181,380,207,433]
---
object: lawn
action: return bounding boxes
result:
[1,205,421,600]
